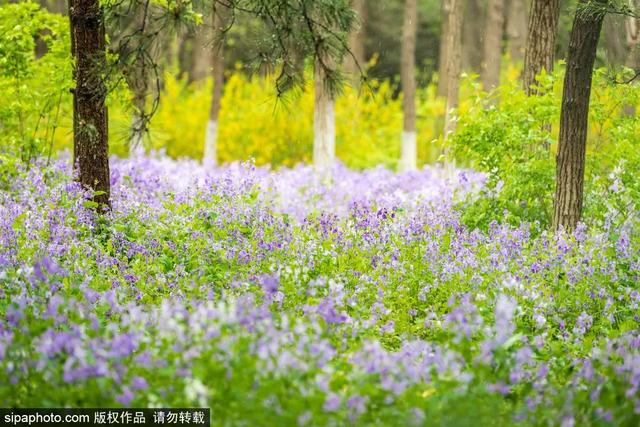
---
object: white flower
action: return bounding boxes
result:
[184,378,209,407]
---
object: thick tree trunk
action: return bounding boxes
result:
[523,0,560,95]
[400,0,418,172]
[69,0,110,210]
[313,58,336,172]
[461,0,484,72]
[437,0,450,97]
[553,1,605,231]
[443,0,462,141]
[506,0,528,63]
[204,5,228,167]
[481,0,505,91]
[344,0,367,84]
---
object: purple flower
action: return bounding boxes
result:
[259,274,279,297]
[110,333,137,359]
[116,387,134,405]
[131,376,148,391]
[347,395,367,416]
[573,312,593,336]
[487,382,510,395]
[323,393,341,412]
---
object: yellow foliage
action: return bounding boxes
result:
[53,58,638,171]
[138,71,451,169]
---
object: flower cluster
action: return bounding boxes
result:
[0,155,638,425]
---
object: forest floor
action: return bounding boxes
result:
[1,155,639,425]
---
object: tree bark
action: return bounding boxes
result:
[553,0,605,231]
[191,26,212,82]
[506,0,528,63]
[481,0,505,91]
[461,0,484,72]
[603,14,627,66]
[400,0,418,172]
[344,0,367,84]
[204,4,228,167]
[313,57,336,173]
[443,0,462,142]
[129,62,148,156]
[523,0,560,95]
[128,5,149,157]
[69,0,110,210]
[437,0,450,97]
[623,0,640,116]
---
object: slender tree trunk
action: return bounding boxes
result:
[443,0,462,176]
[624,1,640,68]
[437,0,450,97]
[603,14,627,66]
[192,26,212,83]
[443,0,462,141]
[523,0,560,95]
[179,33,193,79]
[344,0,367,84]
[129,64,148,157]
[313,57,336,173]
[69,0,110,210]
[553,0,605,231]
[128,6,148,157]
[623,1,640,116]
[506,0,528,63]
[481,0,505,91]
[461,0,485,73]
[400,0,418,172]
[204,5,228,167]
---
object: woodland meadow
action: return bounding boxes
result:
[2,0,640,425]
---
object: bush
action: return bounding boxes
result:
[451,65,640,231]
[0,2,72,166]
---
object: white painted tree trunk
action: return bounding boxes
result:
[443,0,463,179]
[313,61,336,176]
[203,119,218,167]
[399,131,417,172]
[400,0,418,173]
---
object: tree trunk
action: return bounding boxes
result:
[523,0,560,95]
[461,0,484,72]
[128,6,148,157]
[129,62,148,157]
[400,0,418,172]
[69,0,110,210]
[313,58,336,173]
[179,33,193,79]
[506,0,528,63]
[623,0,640,116]
[344,0,367,84]
[443,0,462,142]
[481,0,505,91]
[603,14,627,66]
[191,26,212,83]
[204,4,228,167]
[624,1,640,69]
[437,0,450,97]
[553,0,605,231]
